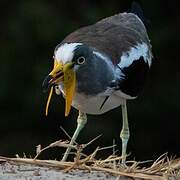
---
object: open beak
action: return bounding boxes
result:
[42,60,76,117]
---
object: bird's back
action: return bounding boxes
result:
[62,12,152,65]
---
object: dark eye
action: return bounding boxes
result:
[77,56,86,65]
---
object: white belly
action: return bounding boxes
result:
[58,84,135,115]
[72,91,126,115]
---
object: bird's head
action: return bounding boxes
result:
[42,43,94,116]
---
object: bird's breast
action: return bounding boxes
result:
[58,84,133,115]
[71,91,124,115]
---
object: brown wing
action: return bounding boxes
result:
[62,13,152,65]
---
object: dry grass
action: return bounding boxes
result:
[0,137,180,180]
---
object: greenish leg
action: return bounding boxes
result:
[120,100,130,164]
[62,111,87,162]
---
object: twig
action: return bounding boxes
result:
[60,126,78,145]
[82,134,102,149]
[34,140,76,160]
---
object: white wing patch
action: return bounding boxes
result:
[118,43,152,69]
[55,43,82,64]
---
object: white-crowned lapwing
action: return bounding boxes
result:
[42,2,153,163]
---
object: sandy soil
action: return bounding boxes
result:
[0,161,118,180]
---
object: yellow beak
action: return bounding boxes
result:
[42,60,76,117]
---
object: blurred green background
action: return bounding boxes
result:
[0,0,179,161]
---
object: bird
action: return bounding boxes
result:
[42,2,153,164]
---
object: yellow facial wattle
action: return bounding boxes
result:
[44,60,75,117]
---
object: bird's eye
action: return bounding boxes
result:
[77,56,86,65]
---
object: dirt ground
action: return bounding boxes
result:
[0,157,180,180]
[0,161,119,180]
[0,141,179,180]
